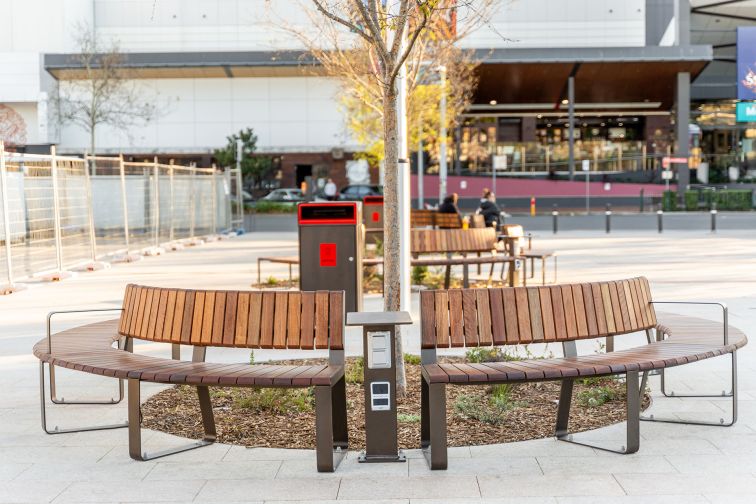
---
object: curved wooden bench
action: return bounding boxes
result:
[35,285,348,472]
[419,277,746,469]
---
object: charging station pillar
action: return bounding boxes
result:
[362,195,384,245]
[346,311,413,463]
[298,202,363,313]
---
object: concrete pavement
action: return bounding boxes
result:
[1,230,755,503]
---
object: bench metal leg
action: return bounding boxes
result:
[444,264,451,289]
[315,384,347,472]
[555,372,640,454]
[49,364,124,406]
[421,377,447,469]
[39,361,128,434]
[462,263,469,288]
[128,378,216,461]
[640,352,738,427]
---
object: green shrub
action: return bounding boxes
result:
[345,357,364,384]
[577,386,616,407]
[253,201,298,214]
[662,191,677,212]
[465,346,517,363]
[454,394,503,424]
[489,384,514,411]
[411,265,429,284]
[264,276,279,286]
[398,413,421,423]
[675,189,753,211]
[403,353,421,365]
[235,387,313,413]
[249,350,255,364]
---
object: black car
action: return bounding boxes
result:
[338,184,382,201]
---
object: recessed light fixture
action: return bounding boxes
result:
[490,100,498,105]
[561,99,569,105]
[537,114,542,119]
[618,122,624,126]
[600,122,606,127]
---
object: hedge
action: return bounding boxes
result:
[663,190,754,211]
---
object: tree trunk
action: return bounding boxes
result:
[89,122,97,176]
[382,85,407,397]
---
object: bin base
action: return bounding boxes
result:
[358,450,406,463]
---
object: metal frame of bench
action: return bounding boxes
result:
[418,277,746,469]
[257,256,297,284]
[36,286,349,472]
[40,308,130,435]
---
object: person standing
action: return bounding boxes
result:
[324,178,337,201]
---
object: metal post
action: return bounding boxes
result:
[0,141,15,288]
[675,72,691,199]
[618,144,623,171]
[585,165,590,214]
[438,65,448,203]
[119,154,131,254]
[711,205,717,233]
[235,167,243,231]
[189,167,196,239]
[639,189,645,213]
[552,205,558,234]
[84,155,98,262]
[545,146,550,173]
[417,118,424,209]
[169,164,175,242]
[211,165,218,236]
[50,146,65,274]
[153,157,160,249]
[605,204,611,234]
[567,76,575,180]
[657,210,663,233]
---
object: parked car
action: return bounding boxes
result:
[231,189,255,206]
[261,188,305,202]
[338,184,382,201]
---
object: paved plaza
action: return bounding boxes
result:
[1,230,755,503]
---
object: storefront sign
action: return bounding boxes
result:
[737,27,756,100]
[736,101,756,123]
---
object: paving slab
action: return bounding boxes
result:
[0,231,754,503]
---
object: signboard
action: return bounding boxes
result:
[662,157,688,169]
[492,155,508,170]
[661,170,674,180]
[581,159,590,171]
[736,101,756,123]
[737,27,756,100]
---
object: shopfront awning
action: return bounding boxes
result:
[470,45,712,114]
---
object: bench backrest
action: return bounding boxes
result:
[118,285,344,350]
[420,277,656,349]
[501,224,524,237]
[411,228,497,255]
[470,214,487,228]
[411,209,436,228]
[434,212,463,229]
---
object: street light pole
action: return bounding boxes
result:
[438,65,448,203]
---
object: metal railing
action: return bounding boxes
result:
[0,142,241,292]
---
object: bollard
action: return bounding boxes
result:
[552,205,558,234]
[711,207,717,233]
[657,209,663,233]
[639,189,645,213]
[605,204,612,234]
[530,197,536,217]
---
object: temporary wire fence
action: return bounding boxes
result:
[0,143,239,292]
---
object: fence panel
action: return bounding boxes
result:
[89,156,128,257]
[122,162,156,250]
[57,157,92,269]
[0,147,230,285]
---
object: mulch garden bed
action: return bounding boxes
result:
[142,357,650,449]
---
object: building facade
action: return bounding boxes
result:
[1,0,754,188]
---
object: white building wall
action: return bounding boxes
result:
[459,0,646,49]
[57,76,353,154]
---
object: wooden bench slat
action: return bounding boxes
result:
[616,281,632,331]
[314,291,330,349]
[489,288,507,345]
[608,281,625,333]
[550,285,566,339]
[300,291,315,349]
[164,290,177,342]
[600,283,616,334]
[223,292,238,347]
[571,284,589,337]
[476,289,493,345]
[561,284,577,340]
[502,288,519,344]
[200,292,216,345]
[435,291,451,348]
[448,290,464,347]
[514,288,532,343]
[234,292,250,346]
[259,292,276,348]
[272,292,289,349]
[462,289,479,347]
[527,288,544,342]
[328,291,344,350]
[539,287,556,341]
[211,292,227,346]
[287,292,302,349]
[420,291,437,349]
[581,284,598,336]
[592,283,608,335]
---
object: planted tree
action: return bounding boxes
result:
[305,0,492,395]
[213,128,273,187]
[53,25,157,157]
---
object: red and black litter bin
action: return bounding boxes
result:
[298,202,363,313]
[362,195,384,244]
